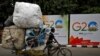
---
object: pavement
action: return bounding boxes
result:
[0,46,100,56]
[0,46,17,56]
[69,47,100,56]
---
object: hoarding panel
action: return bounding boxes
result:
[70,14,100,45]
[43,15,69,45]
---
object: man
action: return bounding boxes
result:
[46,27,55,45]
[45,27,58,55]
[46,27,58,48]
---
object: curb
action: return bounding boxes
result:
[66,45,100,48]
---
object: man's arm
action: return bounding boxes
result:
[53,36,59,45]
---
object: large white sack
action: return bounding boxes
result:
[13,2,43,28]
[2,25,25,49]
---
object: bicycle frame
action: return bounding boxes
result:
[44,37,72,56]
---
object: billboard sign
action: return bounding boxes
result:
[70,14,100,45]
[43,15,68,45]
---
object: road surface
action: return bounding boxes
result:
[0,46,100,56]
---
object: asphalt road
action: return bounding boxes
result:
[0,46,17,56]
[69,47,100,56]
[0,46,100,56]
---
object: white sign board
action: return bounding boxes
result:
[43,15,68,45]
[70,14,100,45]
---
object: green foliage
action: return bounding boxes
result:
[68,0,100,13]
[0,0,100,22]
[36,0,68,15]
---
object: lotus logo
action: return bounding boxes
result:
[55,19,63,28]
[88,21,98,31]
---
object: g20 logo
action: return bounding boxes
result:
[72,21,98,31]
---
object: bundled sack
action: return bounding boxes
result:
[13,2,43,28]
[4,15,14,27]
[2,25,25,49]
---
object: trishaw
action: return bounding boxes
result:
[8,27,72,56]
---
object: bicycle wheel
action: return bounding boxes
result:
[43,47,58,56]
[43,47,49,56]
[57,48,72,56]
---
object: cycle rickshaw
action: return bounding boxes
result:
[8,27,72,56]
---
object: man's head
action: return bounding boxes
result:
[51,27,55,33]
